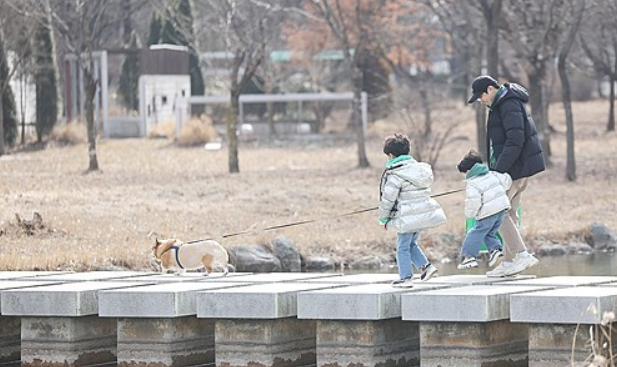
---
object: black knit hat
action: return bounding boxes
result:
[467,76,499,103]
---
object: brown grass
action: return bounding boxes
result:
[0,99,615,271]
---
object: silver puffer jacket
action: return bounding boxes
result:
[379,156,447,233]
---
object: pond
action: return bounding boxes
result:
[347,253,617,277]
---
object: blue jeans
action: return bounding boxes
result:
[396,232,429,279]
[461,211,505,258]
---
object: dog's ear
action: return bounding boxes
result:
[154,238,161,247]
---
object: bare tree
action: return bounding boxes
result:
[578,0,617,132]
[501,0,569,166]
[51,1,121,172]
[302,0,385,168]
[422,0,489,157]
[196,0,278,173]
[557,0,586,182]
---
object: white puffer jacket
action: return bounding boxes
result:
[379,156,447,233]
[465,165,512,219]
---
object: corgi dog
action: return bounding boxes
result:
[151,238,230,276]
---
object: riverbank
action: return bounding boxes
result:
[0,100,615,271]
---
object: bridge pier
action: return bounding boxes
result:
[0,315,20,365]
[116,317,215,367]
[419,320,528,367]
[216,318,316,367]
[316,319,420,367]
[20,316,117,367]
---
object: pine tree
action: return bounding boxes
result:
[161,0,204,97]
[118,32,140,112]
[147,11,162,46]
[33,15,59,142]
[0,21,17,149]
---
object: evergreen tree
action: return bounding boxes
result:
[161,0,204,97]
[33,16,59,142]
[0,22,17,148]
[147,11,162,46]
[118,32,140,112]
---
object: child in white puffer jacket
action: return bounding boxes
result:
[457,150,512,270]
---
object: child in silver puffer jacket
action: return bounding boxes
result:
[379,133,447,288]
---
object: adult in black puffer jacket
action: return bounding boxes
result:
[467,76,546,277]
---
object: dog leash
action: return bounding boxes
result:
[184,188,463,244]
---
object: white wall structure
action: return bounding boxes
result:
[138,75,191,137]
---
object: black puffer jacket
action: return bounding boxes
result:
[486,83,546,180]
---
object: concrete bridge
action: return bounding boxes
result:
[0,270,616,367]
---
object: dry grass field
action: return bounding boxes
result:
[1,99,615,271]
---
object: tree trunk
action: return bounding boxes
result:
[351,65,369,168]
[0,73,4,156]
[85,69,99,172]
[419,80,432,137]
[226,93,240,173]
[476,105,487,159]
[608,76,615,132]
[558,54,575,181]
[484,0,502,77]
[527,71,552,166]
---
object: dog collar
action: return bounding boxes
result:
[171,245,184,269]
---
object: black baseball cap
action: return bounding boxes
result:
[467,76,499,103]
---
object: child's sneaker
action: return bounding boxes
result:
[420,263,438,281]
[391,277,413,288]
[457,257,478,270]
[486,262,509,277]
[488,249,504,268]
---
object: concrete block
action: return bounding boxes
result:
[202,272,342,283]
[298,273,400,284]
[501,275,617,287]
[21,316,117,367]
[526,323,617,367]
[215,318,316,367]
[25,270,156,282]
[298,283,449,320]
[112,272,253,283]
[511,286,617,324]
[420,320,529,367]
[117,317,215,367]
[402,285,554,322]
[197,283,341,319]
[0,271,71,281]
[1,281,150,317]
[316,319,420,367]
[99,282,248,318]
[0,315,20,365]
[425,274,535,286]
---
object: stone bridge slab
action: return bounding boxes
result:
[0,271,71,281]
[99,281,249,318]
[402,285,554,322]
[423,274,535,287]
[500,275,617,288]
[197,282,342,319]
[19,270,156,282]
[510,286,617,324]
[298,283,449,320]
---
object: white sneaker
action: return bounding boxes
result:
[420,263,438,281]
[391,277,413,288]
[486,263,509,277]
[504,254,539,276]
